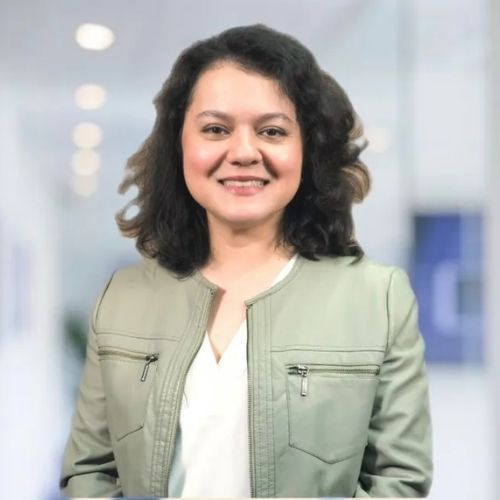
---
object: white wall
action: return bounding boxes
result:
[0,86,63,499]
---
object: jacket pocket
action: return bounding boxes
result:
[98,345,159,441]
[286,362,379,464]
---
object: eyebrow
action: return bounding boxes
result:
[195,110,295,124]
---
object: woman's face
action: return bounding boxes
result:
[181,62,303,233]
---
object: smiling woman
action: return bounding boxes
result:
[60,24,433,498]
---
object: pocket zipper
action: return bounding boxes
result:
[98,348,159,382]
[287,363,379,397]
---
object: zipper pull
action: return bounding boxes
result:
[140,353,159,382]
[289,364,310,397]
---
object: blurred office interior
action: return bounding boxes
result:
[0,0,498,498]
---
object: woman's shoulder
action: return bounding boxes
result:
[92,257,178,309]
[299,254,406,289]
[91,257,194,333]
[104,256,179,289]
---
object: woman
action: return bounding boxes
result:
[60,24,433,498]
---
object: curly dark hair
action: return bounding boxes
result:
[116,24,371,277]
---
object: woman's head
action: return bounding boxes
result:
[116,24,371,276]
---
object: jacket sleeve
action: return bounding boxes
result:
[59,277,123,498]
[355,267,433,497]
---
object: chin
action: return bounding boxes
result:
[216,212,277,229]
[224,217,267,229]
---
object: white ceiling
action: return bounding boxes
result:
[0,0,374,94]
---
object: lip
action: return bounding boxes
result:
[218,175,270,183]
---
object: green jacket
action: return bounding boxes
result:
[60,254,433,497]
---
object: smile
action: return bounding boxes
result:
[220,179,267,187]
[218,179,269,196]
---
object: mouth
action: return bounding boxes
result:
[218,177,270,188]
[217,176,270,196]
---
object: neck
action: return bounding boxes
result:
[204,215,294,275]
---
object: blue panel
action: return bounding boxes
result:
[410,213,483,365]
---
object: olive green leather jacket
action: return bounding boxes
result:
[60,255,433,497]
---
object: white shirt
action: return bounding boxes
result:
[168,254,298,497]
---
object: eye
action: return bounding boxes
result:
[202,125,228,135]
[260,127,286,138]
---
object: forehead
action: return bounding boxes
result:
[187,63,296,117]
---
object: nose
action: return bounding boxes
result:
[225,129,263,166]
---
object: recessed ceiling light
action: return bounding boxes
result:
[75,84,107,110]
[72,122,102,149]
[72,171,98,197]
[75,23,114,51]
[71,149,100,176]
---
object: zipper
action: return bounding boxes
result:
[246,305,256,498]
[287,363,380,397]
[140,354,160,381]
[98,347,159,382]
[162,287,217,497]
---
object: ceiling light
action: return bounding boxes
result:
[72,171,98,197]
[71,149,100,176]
[72,122,102,149]
[75,84,107,110]
[75,23,114,51]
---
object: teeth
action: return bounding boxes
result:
[222,180,265,187]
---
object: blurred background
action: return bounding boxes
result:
[0,0,499,498]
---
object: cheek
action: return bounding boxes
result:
[274,144,303,180]
[182,137,223,186]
